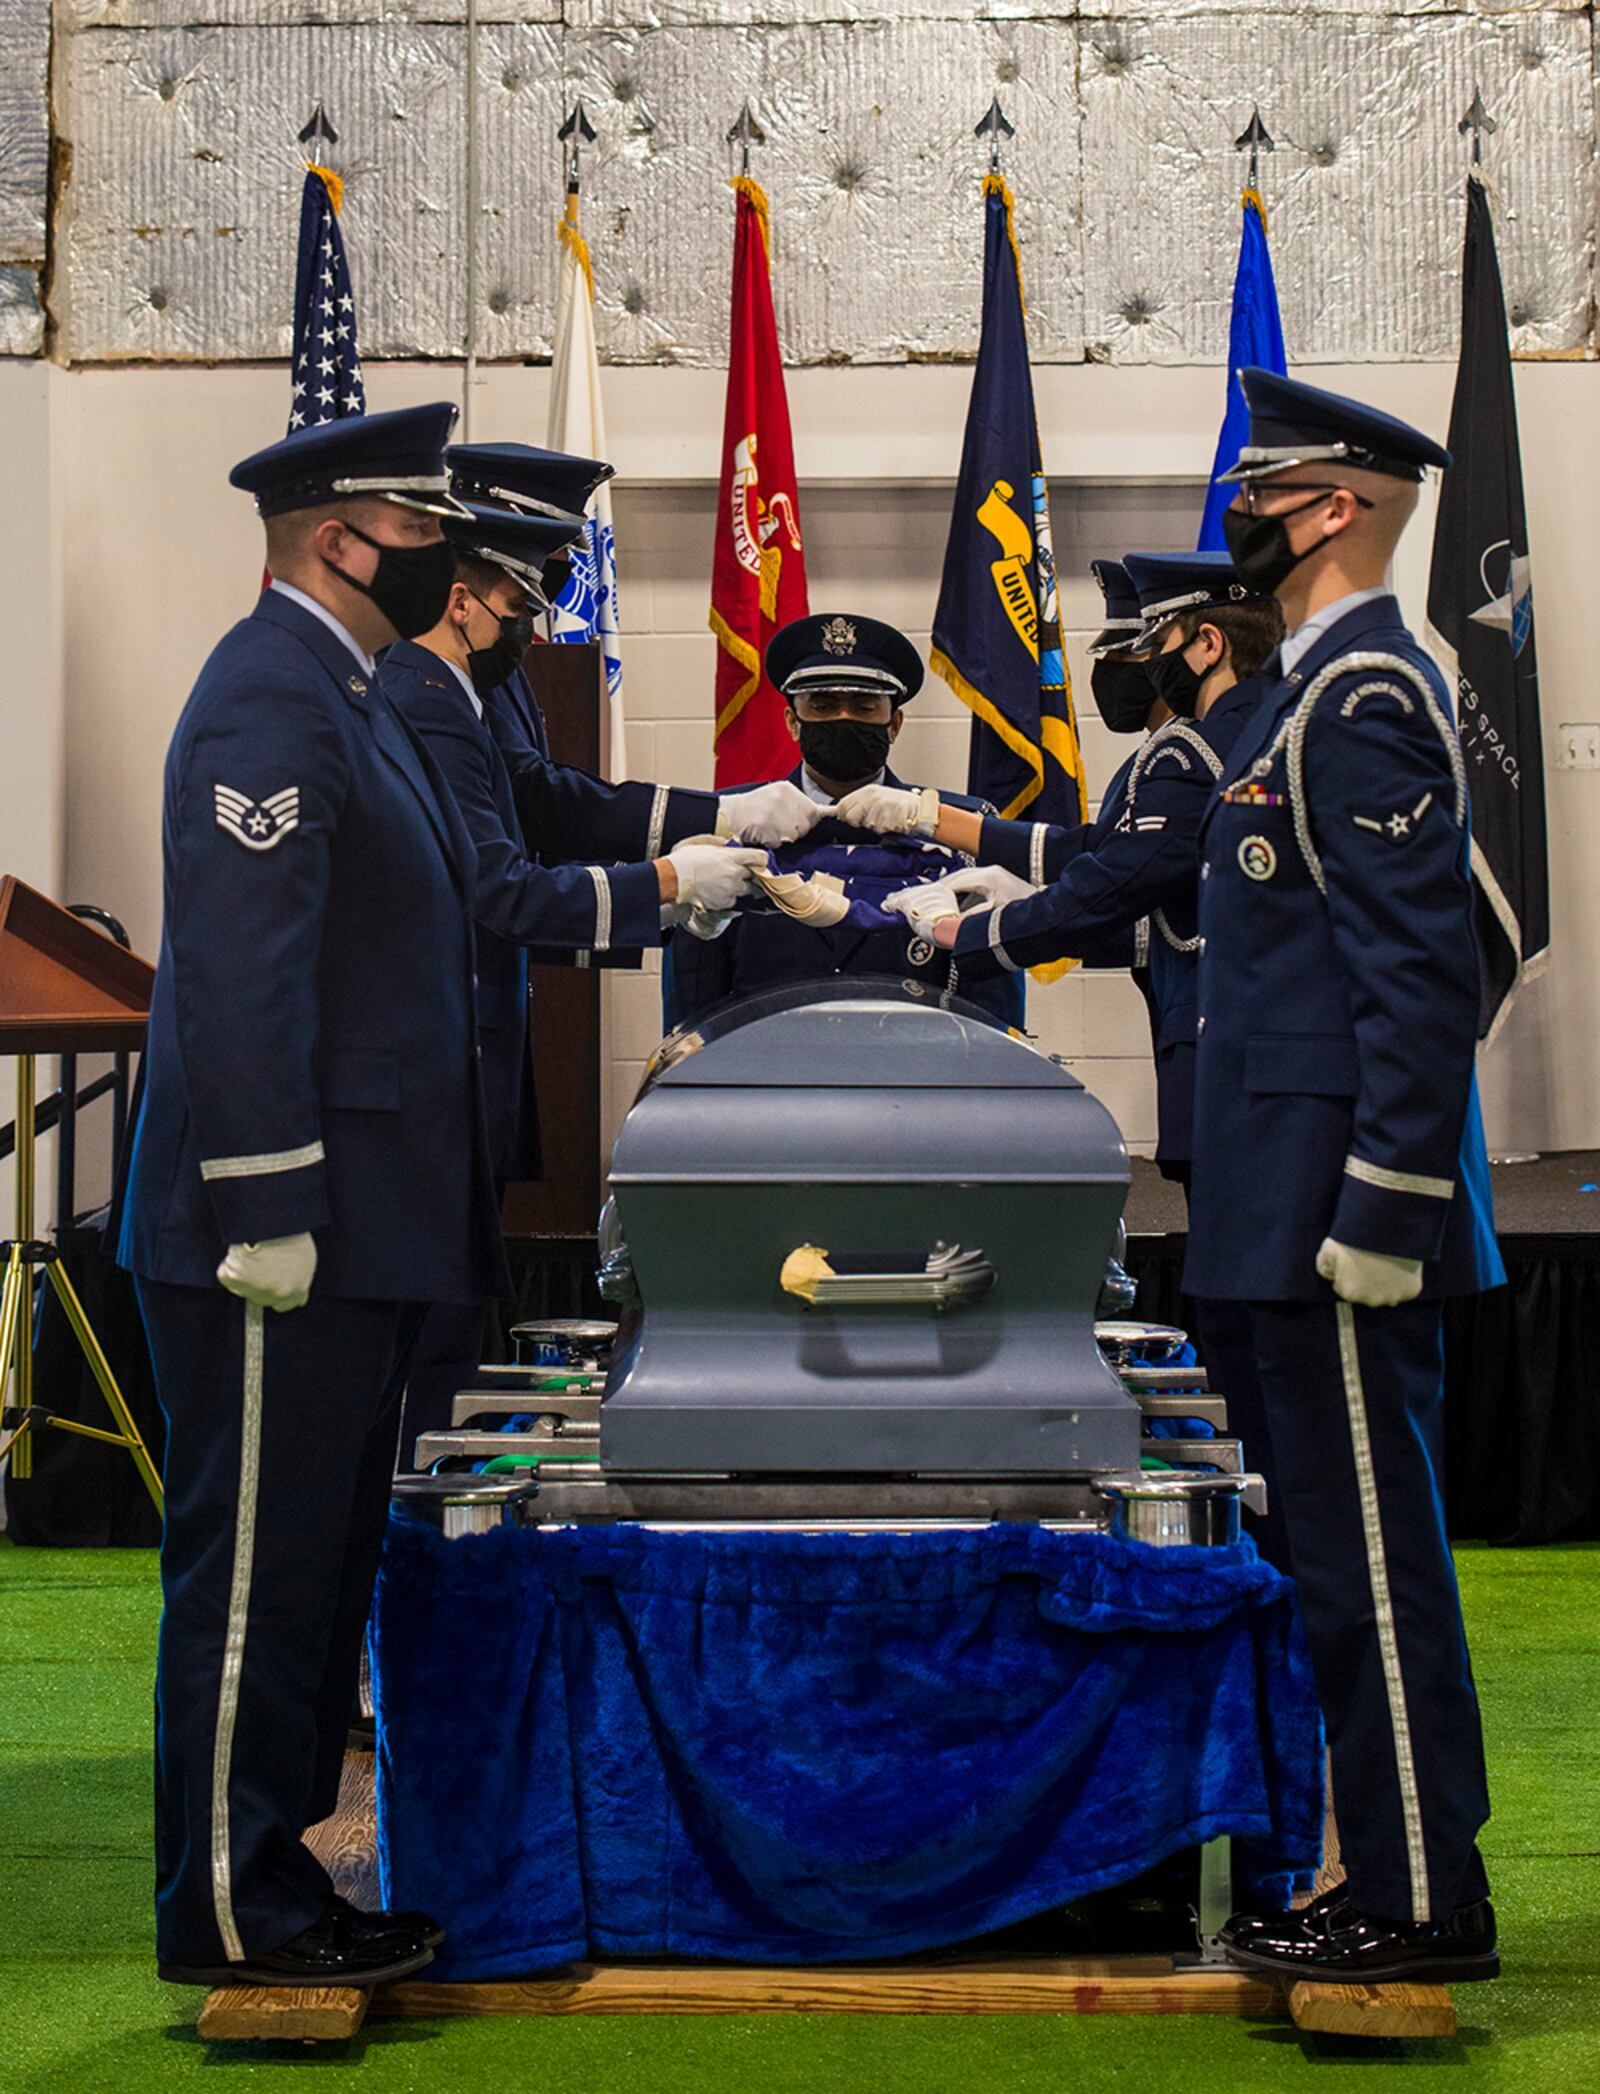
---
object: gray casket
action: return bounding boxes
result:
[600,981,1140,1476]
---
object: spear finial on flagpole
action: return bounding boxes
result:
[298,102,338,153]
[974,97,1015,175]
[1459,86,1497,168]
[1234,107,1274,195]
[559,100,597,195]
[728,100,765,179]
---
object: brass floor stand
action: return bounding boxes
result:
[0,1052,162,1509]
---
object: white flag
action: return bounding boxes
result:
[548,199,625,777]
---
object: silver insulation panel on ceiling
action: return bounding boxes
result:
[20,4,1600,363]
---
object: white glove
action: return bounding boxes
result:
[832,783,941,838]
[668,841,766,915]
[1316,1237,1424,1309]
[715,781,821,848]
[883,877,964,937]
[661,900,736,942]
[884,864,1036,937]
[217,1233,318,1313]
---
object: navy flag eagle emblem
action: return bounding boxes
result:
[214,784,300,851]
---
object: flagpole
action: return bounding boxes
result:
[462,0,482,438]
[547,100,595,648]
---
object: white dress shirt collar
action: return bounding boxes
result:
[444,656,485,720]
[1280,585,1390,676]
[268,579,377,678]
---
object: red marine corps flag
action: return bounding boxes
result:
[709,175,808,786]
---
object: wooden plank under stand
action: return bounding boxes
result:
[195,1754,1455,2045]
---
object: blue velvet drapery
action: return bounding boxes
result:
[371,1519,1322,1981]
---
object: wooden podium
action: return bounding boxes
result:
[0,876,163,1505]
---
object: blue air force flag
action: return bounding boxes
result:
[1425,172,1550,1041]
[932,176,1086,831]
[1197,190,1286,551]
[548,196,626,776]
[288,165,365,433]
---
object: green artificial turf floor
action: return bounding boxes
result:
[1,1534,1595,2092]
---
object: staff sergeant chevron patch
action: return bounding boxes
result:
[214,784,300,852]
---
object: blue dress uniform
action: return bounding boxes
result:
[946,551,1278,1178]
[1191,373,1504,1967]
[945,553,1286,1563]
[662,765,1023,1032]
[441,442,711,864]
[118,407,499,1978]
[378,502,680,1439]
[951,684,1265,1174]
[663,612,1021,1032]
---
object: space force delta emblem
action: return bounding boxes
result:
[214,783,300,851]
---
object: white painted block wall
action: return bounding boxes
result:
[0,356,1590,1218]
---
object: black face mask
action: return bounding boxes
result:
[327,522,457,640]
[1091,658,1155,735]
[1143,646,1205,719]
[466,599,535,696]
[1221,492,1333,597]
[796,717,893,787]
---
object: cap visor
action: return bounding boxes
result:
[1087,624,1144,658]
[378,490,474,519]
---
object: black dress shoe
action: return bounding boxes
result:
[158,1904,436,1988]
[1222,1894,1499,1985]
[1219,1881,1350,1950]
[329,1892,447,1951]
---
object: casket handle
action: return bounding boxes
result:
[779,1242,996,1311]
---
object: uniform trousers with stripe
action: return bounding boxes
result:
[1247,1294,1491,1924]
[1167,1168,1291,1574]
[136,1278,423,1967]
[1191,1295,1291,1574]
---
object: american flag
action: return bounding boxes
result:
[289,165,365,432]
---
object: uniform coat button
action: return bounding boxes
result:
[1201,863,1211,880]
[1197,1016,1206,1034]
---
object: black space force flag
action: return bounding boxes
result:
[1426,173,1549,1041]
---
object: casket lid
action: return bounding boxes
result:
[651,980,1079,1093]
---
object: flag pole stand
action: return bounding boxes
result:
[0,875,162,1510]
[0,1049,162,1508]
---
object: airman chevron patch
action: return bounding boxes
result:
[215,784,300,852]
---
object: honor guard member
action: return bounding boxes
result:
[832,560,1163,1087]
[843,556,1288,1563]
[117,403,501,1988]
[661,613,1022,1032]
[1190,370,1504,1984]
[833,558,1155,908]
[447,439,821,864]
[380,504,765,1439]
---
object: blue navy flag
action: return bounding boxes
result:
[1197,190,1286,550]
[1425,172,1549,1041]
[932,176,1086,834]
[289,165,365,433]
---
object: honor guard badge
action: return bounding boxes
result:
[1238,835,1277,882]
[215,784,300,852]
[821,616,857,656]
